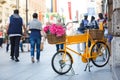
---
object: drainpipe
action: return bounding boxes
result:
[26,0,28,26]
[16,0,19,10]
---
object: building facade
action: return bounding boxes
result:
[0,0,46,28]
[29,0,46,23]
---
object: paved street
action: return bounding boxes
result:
[0,42,113,80]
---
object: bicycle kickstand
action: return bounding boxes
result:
[70,66,79,75]
[71,67,76,75]
[84,59,92,72]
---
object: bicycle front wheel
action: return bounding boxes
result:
[51,51,73,75]
[90,42,110,67]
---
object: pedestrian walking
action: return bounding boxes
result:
[78,13,89,33]
[77,13,89,53]
[56,18,64,51]
[19,37,24,52]
[0,30,3,48]
[6,35,10,52]
[6,9,26,62]
[97,13,106,31]
[87,16,99,47]
[89,16,99,29]
[97,13,109,39]
[28,13,42,63]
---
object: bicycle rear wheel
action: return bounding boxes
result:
[51,51,73,75]
[90,42,110,67]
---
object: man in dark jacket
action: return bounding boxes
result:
[6,9,26,62]
[77,14,89,53]
[78,14,89,33]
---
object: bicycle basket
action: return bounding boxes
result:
[89,29,104,40]
[46,34,65,44]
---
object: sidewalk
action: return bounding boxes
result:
[0,42,113,80]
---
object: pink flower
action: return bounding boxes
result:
[49,24,57,34]
[43,25,50,33]
[43,23,65,37]
[56,27,65,37]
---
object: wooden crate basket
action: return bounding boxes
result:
[89,29,104,40]
[47,34,65,44]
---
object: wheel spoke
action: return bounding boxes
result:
[91,42,110,67]
[51,51,72,75]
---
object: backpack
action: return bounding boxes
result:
[94,21,99,29]
[78,20,88,33]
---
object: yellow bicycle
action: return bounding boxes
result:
[50,29,110,75]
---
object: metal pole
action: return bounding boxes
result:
[16,0,19,9]
[26,0,28,26]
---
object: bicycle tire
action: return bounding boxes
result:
[90,41,110,67]
[51,51,73,75]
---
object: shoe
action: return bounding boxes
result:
[6,50,9,52]
[31,57,35,63]
[37,59,39,63]
[15,59,19,62]
[10,56,14,60]
[15,57,19,62]
[21,50,24,52]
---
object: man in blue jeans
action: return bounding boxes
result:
[28,13,42,63]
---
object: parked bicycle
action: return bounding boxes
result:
[48,29,110,75]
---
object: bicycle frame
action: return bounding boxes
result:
[51,29,110,74]
[60,30,106,63]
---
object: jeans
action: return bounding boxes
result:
[6,43,9,52]
[56,44,64,51]
[10,36,21,58]
[30,37,41,60]
[19,42,23,52]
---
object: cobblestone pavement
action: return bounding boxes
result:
[0,42,113,80]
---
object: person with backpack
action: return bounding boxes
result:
[87,16,99,47]
[78,14,89,33]
[89,16,99,29]
[77,14,89,53]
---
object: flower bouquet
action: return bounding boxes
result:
[43,24,66,44]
